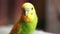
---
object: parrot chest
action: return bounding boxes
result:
[19,16,38,34]
[20,22,35,34]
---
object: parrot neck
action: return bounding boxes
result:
[19,15,38,34]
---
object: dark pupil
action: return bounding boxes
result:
[31,8,33,10]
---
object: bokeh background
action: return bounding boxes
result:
[0,0,60,34]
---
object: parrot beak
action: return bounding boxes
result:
[22,9,28,22]
[22,8,32,22]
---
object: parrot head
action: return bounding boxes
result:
[22,2,36,22]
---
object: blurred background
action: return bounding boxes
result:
[0,0,60,34]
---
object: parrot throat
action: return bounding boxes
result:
[21,15,33,22]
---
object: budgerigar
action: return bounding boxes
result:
[18,2,38,34]
[10,2,38,34]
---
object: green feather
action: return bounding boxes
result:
[19,2,38,34]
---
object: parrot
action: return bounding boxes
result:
[10,2,38,34]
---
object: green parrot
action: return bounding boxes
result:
[18,2,38,34]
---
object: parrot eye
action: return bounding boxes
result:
[31,8,33,10]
